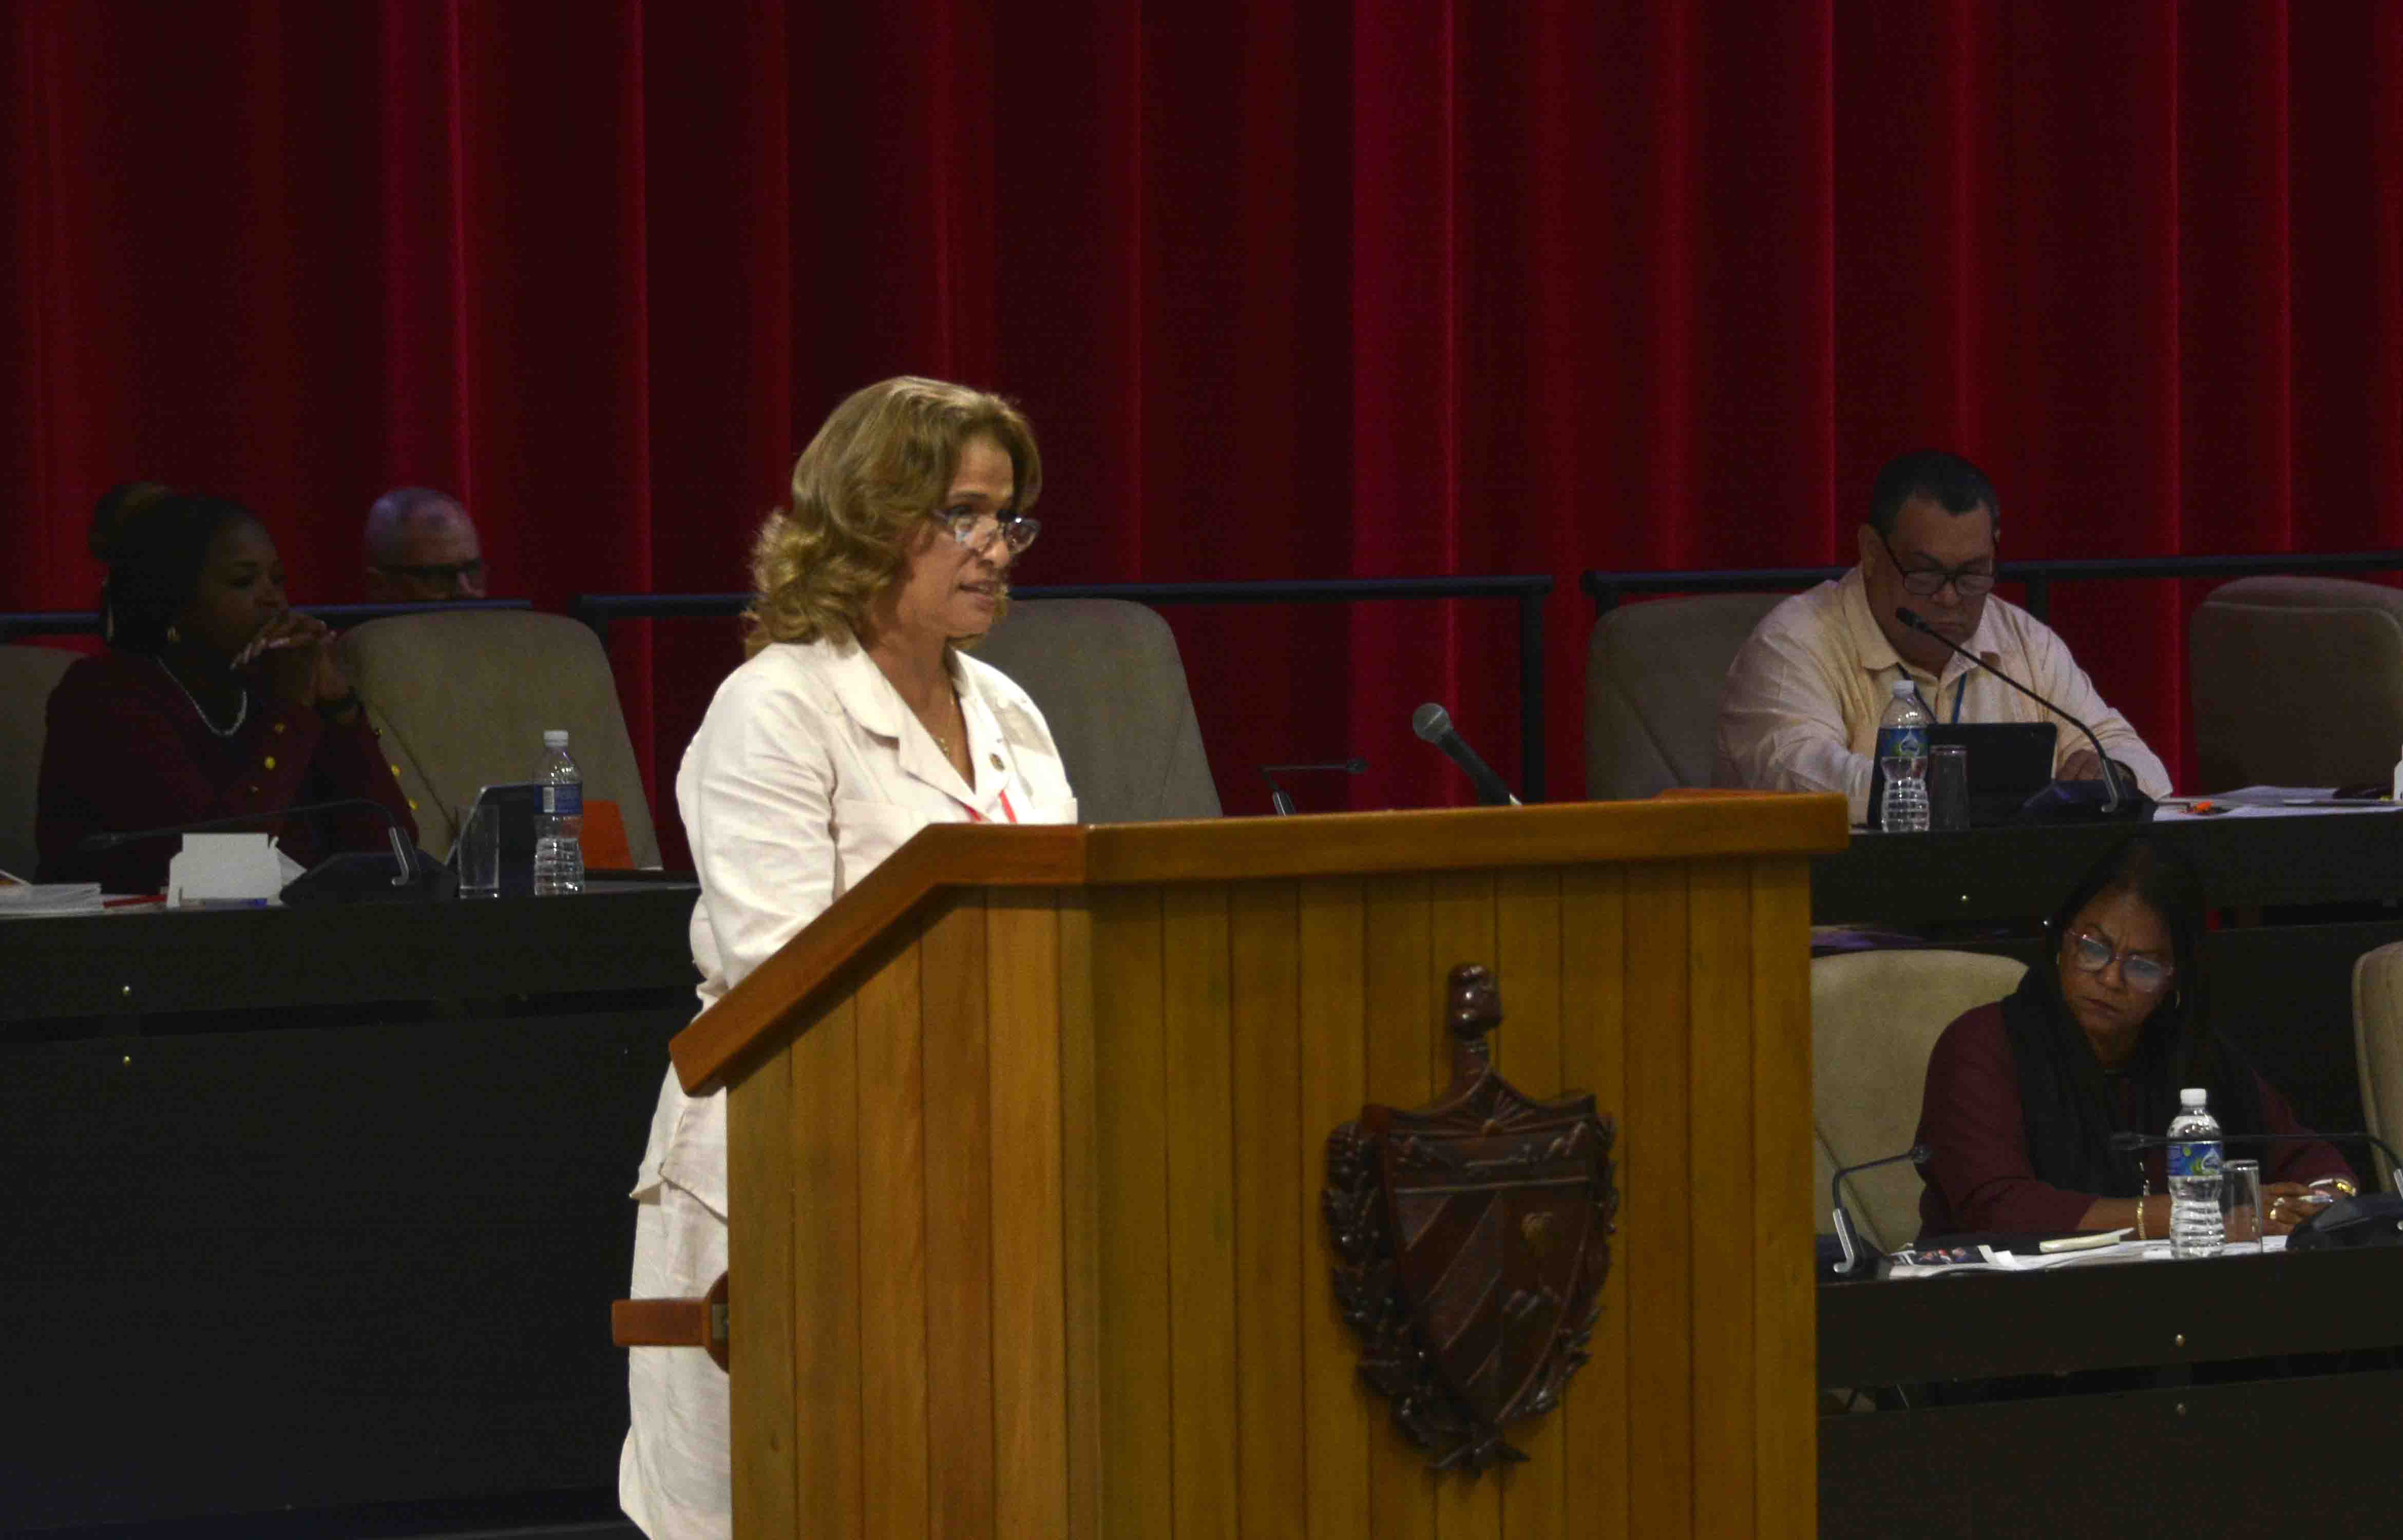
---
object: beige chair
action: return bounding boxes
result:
[2352,940,2403,1193]
[1812,948,2029,1251]
[0,645,81,879]
[972,598,1220,822]
[336,611,661,866]
[2190,575,2403,791]
[1585,593,1789,801]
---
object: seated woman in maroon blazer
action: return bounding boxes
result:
[1915,836,2354,1243]
[36,492,417,893]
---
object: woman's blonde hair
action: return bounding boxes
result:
[745,376,1041,657]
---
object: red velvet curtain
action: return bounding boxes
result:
[7,2,2400,860]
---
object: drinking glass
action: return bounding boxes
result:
[455,800,501,899]
[2221,1159,2264,1253]
[1929,743,1971,831]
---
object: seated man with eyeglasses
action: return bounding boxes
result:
[364,486,489,602]
[1714,449,2168,823]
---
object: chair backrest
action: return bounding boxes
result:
[335,611,661,866]
[2190,575,2403,791]
[970,598,1220,823]
[2353,940,2403,1194]
[0,645,80,879]
[1811,948,2029,1251]
[1585,593,1790,801]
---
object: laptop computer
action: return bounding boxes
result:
[1866,722,2058,829]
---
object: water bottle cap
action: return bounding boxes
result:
[1891,677,1917,697]
[2180,1087,2207,1106]
[543,729,569,747]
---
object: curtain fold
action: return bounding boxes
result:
[6,1,2399,853]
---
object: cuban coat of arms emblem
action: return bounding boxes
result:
[1322,962,1620,1471]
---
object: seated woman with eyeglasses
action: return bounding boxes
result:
[620,377,1075,1540]
[1914,836,2353,1243]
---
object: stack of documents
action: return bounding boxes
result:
[0,882,106,916]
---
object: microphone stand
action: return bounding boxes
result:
[1892,606,2145,819]
[1828,1144,1931,1278]
[1259,758,1369,817]
[83,797,432,894]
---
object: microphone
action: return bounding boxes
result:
[1828,1143,1931,1279]
[2109,1128,2403,1196]
[1892,606,2147,819]
[1410,703,1522,807]
[1259,758,1368,817]
[81,798,426,894]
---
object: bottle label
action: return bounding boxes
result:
[2167,1140,2221,1180]
[1876,725,1928,769]
[544,784,582,818]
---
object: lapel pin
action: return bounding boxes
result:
[989,753,1005,771]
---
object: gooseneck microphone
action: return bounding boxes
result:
[2109,1128,2403,1196]
[81,797,421,889]
[1259,758,1369,817]
[1410,703,1522,807]
[1828,1143,1931,1278]
[1893,606,2140,817]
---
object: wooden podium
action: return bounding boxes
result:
[671,796,1848,1539]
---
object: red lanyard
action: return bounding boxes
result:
[963,788,1019,824]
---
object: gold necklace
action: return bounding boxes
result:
[924,689,961,756]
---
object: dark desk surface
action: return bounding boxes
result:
[1,885,701,1531]
[1813,809,2403,926]
[2,881,699,1023]
[1820,1246,2403,1539]
[1821,1243,2403,1386]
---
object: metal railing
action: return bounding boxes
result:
[575,576,1557,800]
[1582,551,2403,624]
[0,599,532,643]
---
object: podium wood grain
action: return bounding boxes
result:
[919,904,993,1535]
[685,798,1845,1539]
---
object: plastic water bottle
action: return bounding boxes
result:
[533,728,585,895]
[2167,1087,2224,1259]
[1876,677,1932,833]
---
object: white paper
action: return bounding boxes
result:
[0,882,105,916]
[167,833,286,908]
[2156,786,2400,821]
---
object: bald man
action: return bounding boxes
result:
[365,487,488,601]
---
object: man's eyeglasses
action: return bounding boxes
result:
[938,507,1040,556]
[1873,528,1995,599]
[2065,927,2175,993]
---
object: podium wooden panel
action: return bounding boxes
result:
[672,797,1848,1539]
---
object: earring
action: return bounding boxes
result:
[165,624,181,644]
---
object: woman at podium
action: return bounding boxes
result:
[1914,836,2354,1242]
[622,377,1077,1540]
[35,489,417,891]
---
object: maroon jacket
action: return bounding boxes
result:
[1916,1001,2354,1238]
[35,652,419,893]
